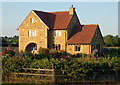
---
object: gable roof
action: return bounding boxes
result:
[67,24,98,44]
[33,10,72,29]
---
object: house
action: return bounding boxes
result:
[17,5,104,54]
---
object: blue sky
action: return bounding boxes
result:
[2,2,118,37]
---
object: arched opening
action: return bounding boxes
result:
[25,43,37,53]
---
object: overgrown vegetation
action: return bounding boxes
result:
[2,48,120,81]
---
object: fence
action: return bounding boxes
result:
[3,68,55,84]
[3,68,120,85]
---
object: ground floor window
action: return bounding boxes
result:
[75,45,80,51]
[53,44,60,50]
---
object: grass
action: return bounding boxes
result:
[2,82,52,85]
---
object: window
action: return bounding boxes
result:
[58,44,60,50]
[28,30,36,37]
[53,44,60,50]
[75,46,77,51]
[28,30,31,36]
[34,30,36,36]
[55,30,61,36]
[78,47,80,51]
[30,18,34,23]
[56,46,58,50]
[75,45,81,51]
[55,30,58,36]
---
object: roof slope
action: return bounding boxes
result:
[67,24,98,44]
[33,10,72,29]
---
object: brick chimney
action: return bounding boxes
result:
[69,5,75,15]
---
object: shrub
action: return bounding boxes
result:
[38,47,50,54]
[2,49,15,57]
[82,53,87,58]
[50,51,62,59]
[76,53,82,57]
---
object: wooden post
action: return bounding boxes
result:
[52,64,55,85]
[116,71,118,84]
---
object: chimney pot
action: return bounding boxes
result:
[71,5,73,8]
[69,5,75,15]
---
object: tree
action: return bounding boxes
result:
[113,35,119,46]
[104,35,120,47]
[104,35,114,47]
[1,35,19,44]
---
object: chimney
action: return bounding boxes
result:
[69,5,75,15]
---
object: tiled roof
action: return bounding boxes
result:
[33,10,72,29]
[67,24,98,44]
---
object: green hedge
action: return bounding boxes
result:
[2,52,120,81]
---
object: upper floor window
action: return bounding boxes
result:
[55,30,61,36]
[30,18,34,23]
[28,30,36,37]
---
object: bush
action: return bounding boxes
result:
[38,47,50,54]
[2,49,15,57]
[2,52,120,81]
[76,53,82,57]
[82,53,87,58]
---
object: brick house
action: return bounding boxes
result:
[17,5,104,54]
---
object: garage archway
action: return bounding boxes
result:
[25,43,37,52]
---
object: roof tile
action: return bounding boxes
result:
[34,10,72,29]
[67,24,98,44]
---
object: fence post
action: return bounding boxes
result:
[116,71,118,84]
[52,64,55,85]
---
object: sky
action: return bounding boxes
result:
[2,2,118,37]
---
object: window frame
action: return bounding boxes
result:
[28,30,31,37]
[55,30,61,36]
[28,30,36,37]
[53,44,61,50]
[30,18,34,23]
[75,45,81,51]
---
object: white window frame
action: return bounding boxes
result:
[30,18,34,23]
[28,30,31,37]
[55,30,61,36]
[34,30,36,36]
[28,30,36,37]
[55,30,58,36]
[59,31,61,36]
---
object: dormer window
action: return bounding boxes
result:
[30,18,34,23]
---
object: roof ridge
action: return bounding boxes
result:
[33,10,69,14]
[82,24,98,26]
[33,10,50,13]
[49,11,69,13]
